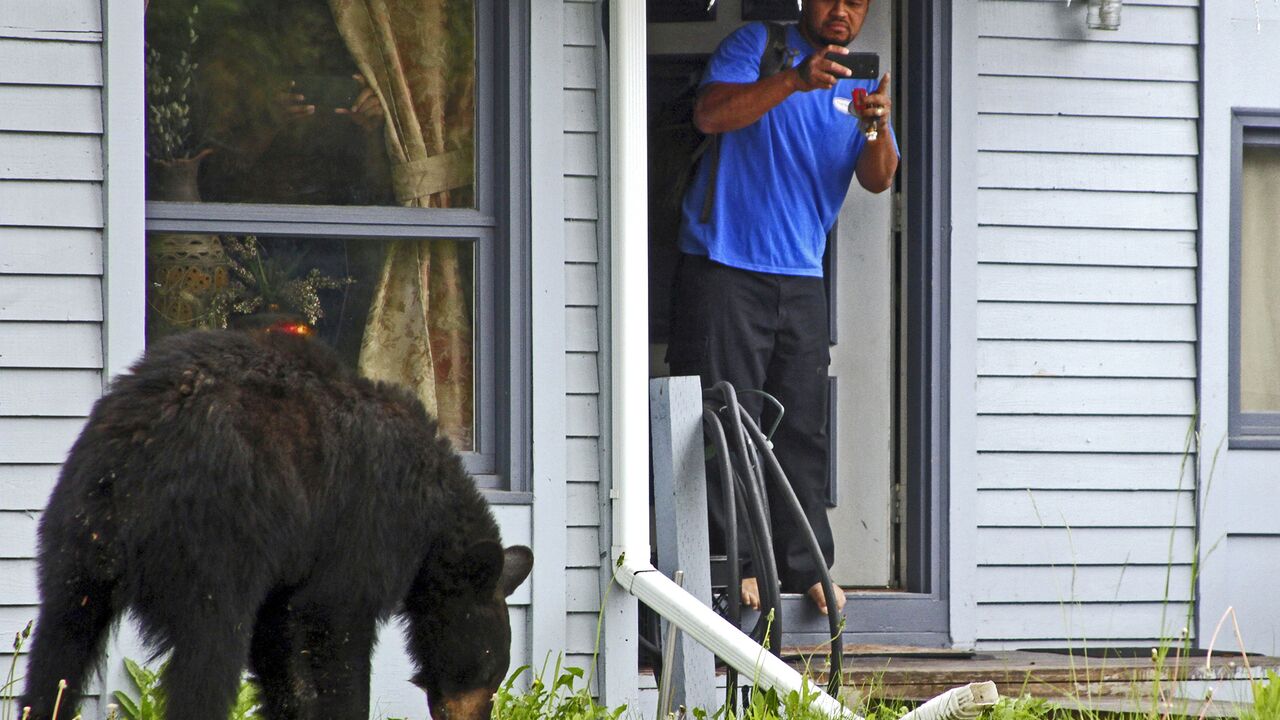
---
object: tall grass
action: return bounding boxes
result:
[1,622,33,720]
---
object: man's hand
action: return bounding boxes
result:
[791,44,854,92]
[854,71,898,193]
[335,74,385,132]
[279,84,317,120]
[854,72,893,133]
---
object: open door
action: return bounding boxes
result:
[825,0,897,589]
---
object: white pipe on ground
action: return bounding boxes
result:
[899,682,1000,720]
[620,562,859,719]
[606,5,998,720]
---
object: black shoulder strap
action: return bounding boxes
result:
[699,22,795,224]
[759,21,796,79]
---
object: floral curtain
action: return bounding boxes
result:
[329,0,475,448]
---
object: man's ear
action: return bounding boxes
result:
[499,545,534,597]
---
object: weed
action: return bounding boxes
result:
[491,657,626,720]
[1243,670,1280,720]
[984,696,1073,720]
[112,658,260,720]
[2,621,33,720]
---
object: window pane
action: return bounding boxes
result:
[1240,144,1280,413]
[146,234,477,449]
[144,0,476,207]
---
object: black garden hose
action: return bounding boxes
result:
[702,406,781,645]
[737,409,845,696]
[702,381,845,699]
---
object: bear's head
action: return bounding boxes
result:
[409,542,533,720]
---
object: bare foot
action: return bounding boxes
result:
[741,577,761,610]
[806,581,846,615]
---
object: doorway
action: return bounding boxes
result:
[645,0,947,623]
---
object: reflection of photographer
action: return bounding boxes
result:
[190,0,393,205]
[290,74,384,131]
[665,0,899,616]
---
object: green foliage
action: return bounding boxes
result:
[740,679,834,720]
[491,659,626,720]
[112,658,260,720]
[983,696,1081,720]
[112,659,164,720]
[1244,670,1280,720]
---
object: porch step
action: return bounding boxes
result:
[791,647,1278,717]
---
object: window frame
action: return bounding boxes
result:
[140,1,531,491]
[1228,108,1280,448]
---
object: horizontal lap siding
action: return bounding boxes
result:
[972,0,1200,647]
[0,3,105,685]
[562,0,607,660]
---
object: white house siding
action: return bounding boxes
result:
[1198,1,1280,656]
[561,0,610,677]
[0,0,105,691]
[968,0,1200,648]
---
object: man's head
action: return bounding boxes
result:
[799,0,871,47]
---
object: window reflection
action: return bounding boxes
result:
[144,0,476,207]
[146,234,477,449]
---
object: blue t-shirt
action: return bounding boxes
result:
[677,22,898,277]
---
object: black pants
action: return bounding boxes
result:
[666,254,835,593]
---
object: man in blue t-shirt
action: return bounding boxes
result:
[666,0,898,616]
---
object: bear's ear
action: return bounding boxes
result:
[499,545,534,598]
[460,540,506,593]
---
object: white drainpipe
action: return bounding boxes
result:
[606,4,996,719]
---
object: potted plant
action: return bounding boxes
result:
[146,4,210,200]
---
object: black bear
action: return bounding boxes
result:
[19,328,533,720]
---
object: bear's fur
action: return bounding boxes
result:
[19,329,533,720]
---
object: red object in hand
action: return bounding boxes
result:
[851,88,867,115]
[850,87,878,141]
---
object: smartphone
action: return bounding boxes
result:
[824,51,879,81]
[292,74,361,110]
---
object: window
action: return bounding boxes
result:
[143,0,526,484]
[1230,110,1280,447]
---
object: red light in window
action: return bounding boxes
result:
[266,321,314,338]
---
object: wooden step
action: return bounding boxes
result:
[786,647,1278,713]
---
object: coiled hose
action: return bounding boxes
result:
[702,381,845,702]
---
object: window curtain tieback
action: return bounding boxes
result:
[391,149,474,205]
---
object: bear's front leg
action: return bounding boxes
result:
[295,607,378,719]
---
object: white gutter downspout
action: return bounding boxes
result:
[606,4,996,719]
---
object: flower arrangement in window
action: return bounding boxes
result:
[209,236,355,330]
[148,235,353,339]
